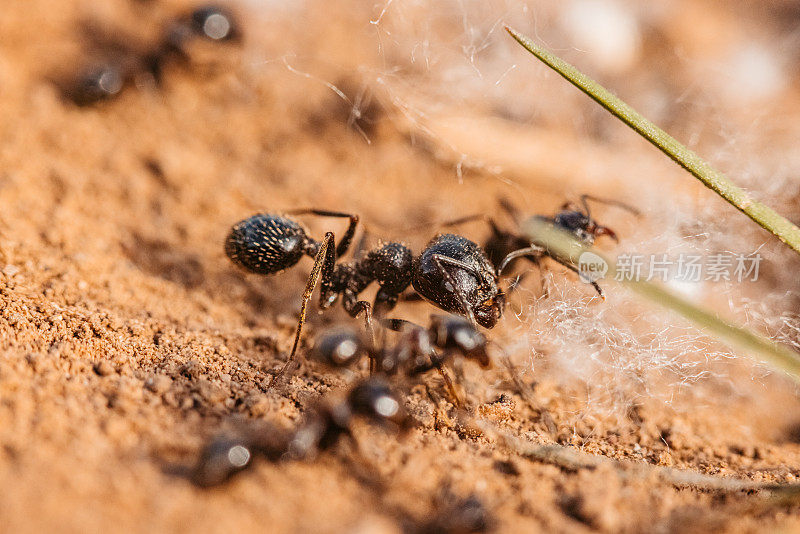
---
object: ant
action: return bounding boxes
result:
[63,5,239,106]
[440,195,639,298]
[310,314,492,404]
[225,211,516,383]
[192,377,411,487]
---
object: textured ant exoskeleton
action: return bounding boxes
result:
[443,195,639,298]
[191,377,410,487]
[225,211,512,382]
[310,314,491,404]
[62,5,239,106]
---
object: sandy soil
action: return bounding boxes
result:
[2,1,800,532]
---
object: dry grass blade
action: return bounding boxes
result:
[505,26,800,257]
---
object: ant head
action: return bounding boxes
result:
[347,378,411,430]
[310,328,364,368]
[431,315,491,368]
[413,234,504,329]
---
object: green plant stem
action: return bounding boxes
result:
[506,26,800,256]
[522,219,800,381]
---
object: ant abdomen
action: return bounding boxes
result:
[190,6,239,42]
[310,328,364,368]
[347,377,410,429]
[67,64,126,106]
[225,214,312,275]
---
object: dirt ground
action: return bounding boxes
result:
[3,1,800,532]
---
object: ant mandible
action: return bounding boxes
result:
[224,211,514,382]
[441,194,640,298]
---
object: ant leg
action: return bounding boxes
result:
[546,253,605,299]
[498,197,523,225]
[431,254,480,327]
[579,194,641,217]
[387,325,461,406]
[404,213,502,236]
[272,232,336,384]
[345,300,375,343]
[435,361,462,407]
[286,209,359,257]
[380,317,422,332]
[436,214,493,228]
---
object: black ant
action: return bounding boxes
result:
[191,377,411,487]
[310,314,492,404]
[225,211,516,383]
[63,5,239,106]
[441,195,639,298]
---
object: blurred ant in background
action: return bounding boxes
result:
[62,4,239,106]
[310,314,493,405]
[192,377,495,532]
[438,195,640,298]
[224,209,523,384]
[192,377,411,487]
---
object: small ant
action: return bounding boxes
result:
[225,211,516,382]
[63,5,239,106]
[192,377,410,487]
[442,195,639,298]
[310,314,491,404]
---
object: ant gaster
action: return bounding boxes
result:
[225,211,514,382]
[192,377,410,487]
[445,195,639,298]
